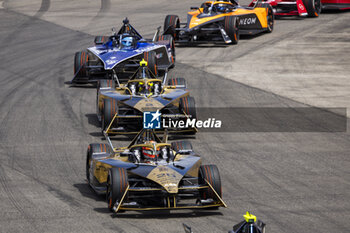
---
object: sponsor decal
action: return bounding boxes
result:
[143,110,222,129]
[162,118,222,129]
[105,56,118,65]
[298,3,305,10]
[143,110,161,129]
[239,17,257,25]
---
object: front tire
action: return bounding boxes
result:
[303,0,321,17]
[107,168,128,212]
[102,98,118,131]
[224,16,239,44]
[199,165,222,202]
[143,51,158,77]
[74,51,89,79]
[86,143,110,182]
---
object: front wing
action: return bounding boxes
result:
[112,179,227,213]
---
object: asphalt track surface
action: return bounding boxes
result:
[0,1,350,232]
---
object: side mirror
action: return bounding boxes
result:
[190,7,199,10]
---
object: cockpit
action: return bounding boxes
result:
[129,144,174,163]
[201,1,238,14]
[125,59,163,96]
[105,18,143,49]
[126,79,162,96]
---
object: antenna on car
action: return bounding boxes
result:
[123,17,129,25]
[139,59,148,79]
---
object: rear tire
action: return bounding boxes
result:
[171,140,193,152]
[168,77,187,89]
[224,16,239,44]
[102,98,118,131]
[179,96,196,119]
[164,15,180,40]
[303,0,321,17]
[107,168,128,212]
[179,96,197,135]
[157,34,175,67]
[74,51,89,79]
[143,51,158,77]
[199,165,222,201]
[94,36,109,45]
[266,5,274,33]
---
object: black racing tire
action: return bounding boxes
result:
[98,79,115,89]
[199,165,222,201]
[86,143,110,182]
[74,51,89,78]
[266,5,274,33]
[168,77,187,89]
[171,140,193,152]
[164,15,180,40]
[224,16,239,44]
[157,34,176,67]
[179,96,196,119]
[102,98,118,131]
[143,51,158,77]
[94,36,109,45]
[107,168,128,212]
[97,80,115,122]
[303,0,321,17]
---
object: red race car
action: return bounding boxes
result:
[249,0,321,17]
[322,0,350,10]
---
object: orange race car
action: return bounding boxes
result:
[163,0,274,44]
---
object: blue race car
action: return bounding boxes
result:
[72,18,175,85]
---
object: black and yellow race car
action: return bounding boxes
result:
[96,59,197,135]
[86,129,226,213]
[163,0,274,44]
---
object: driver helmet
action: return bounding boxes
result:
[138,81,146,93]
[121,34,134,49]
[216,4,227,13]
[148,81,154,92]
[142,146,156,160]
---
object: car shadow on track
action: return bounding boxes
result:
[64,81,97,88]
[74,183,105,201]
[176,34,272,48]
[86,114,100,128]
[109,210,223,219]
[322,9,350,14]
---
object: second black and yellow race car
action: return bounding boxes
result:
[86,129,226,213]
[163,0,274,44]
[96,59,197,135]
